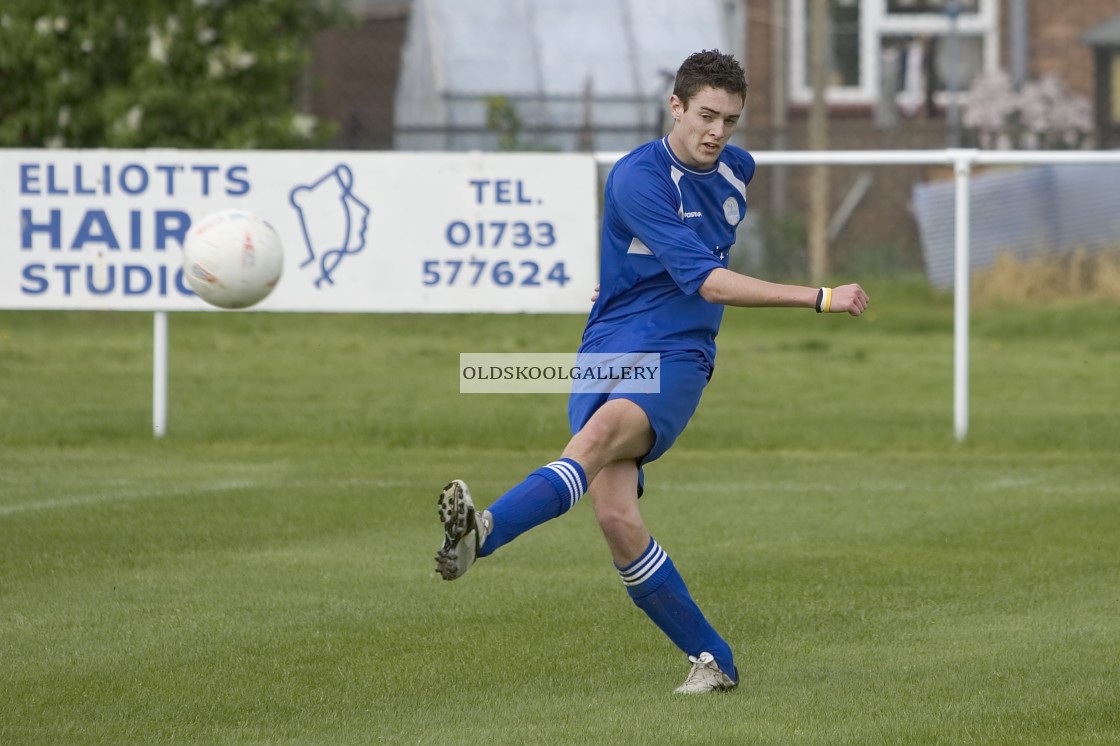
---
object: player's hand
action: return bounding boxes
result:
[591,284,600,302]
[831,283,869,316]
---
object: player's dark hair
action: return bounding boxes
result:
[673,50,747,107]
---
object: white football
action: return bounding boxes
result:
[182,209,284,309]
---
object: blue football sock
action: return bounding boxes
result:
[478,458,587,558]
[618,538,737,682]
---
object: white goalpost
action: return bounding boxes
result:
[594,148,1120,442]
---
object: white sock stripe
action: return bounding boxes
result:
[546,460,582,509]
[630,546,665,582]
[619,542,666,586]
[619,542,659,579]
[555,459,586,493]
[564,459,588,491]
[546,461,577,506]
[556,460,582,503]
[621,551,667,587]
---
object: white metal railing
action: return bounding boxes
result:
[594,148,1120,441]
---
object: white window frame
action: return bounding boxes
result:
[789,0,1000,106]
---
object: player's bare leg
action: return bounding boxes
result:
[588,460,650,566]
[591,459,738,693]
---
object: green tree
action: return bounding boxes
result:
[0,0,351,148]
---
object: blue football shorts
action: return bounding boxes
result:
[567,349,713,493]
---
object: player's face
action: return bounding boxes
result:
[667,86,744,169]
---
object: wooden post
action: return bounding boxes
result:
[808,0,829,285]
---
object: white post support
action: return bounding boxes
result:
[153,311,168,438]
[951,150,974,442]
[594,149,1120,444]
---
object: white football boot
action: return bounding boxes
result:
[673,652,738,694]
[435,480,490,580]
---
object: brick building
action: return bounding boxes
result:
[738,1,1119,273]
[307,1,411,150]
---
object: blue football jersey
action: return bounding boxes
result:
[580,137,756,367]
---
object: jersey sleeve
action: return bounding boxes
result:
[609,163,724,296]
[729,146,757,187]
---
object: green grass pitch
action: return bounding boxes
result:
[1,279,1118,744]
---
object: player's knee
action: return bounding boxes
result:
[572,404,650,462]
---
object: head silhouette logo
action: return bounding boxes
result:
[289,164,371,288]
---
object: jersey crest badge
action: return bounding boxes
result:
[723,196,741,226]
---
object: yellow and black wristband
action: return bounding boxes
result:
[815,287,832,314]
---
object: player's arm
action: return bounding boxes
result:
[699,268,869,316]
